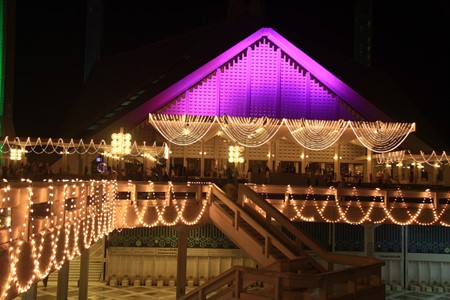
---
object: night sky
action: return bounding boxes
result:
[12,0,450,148]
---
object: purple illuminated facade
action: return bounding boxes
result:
[151,28,388,122]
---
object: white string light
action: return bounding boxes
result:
[218,116,283,147]
[407,150,450,166]
[148,114,415,152]
[285,119,348,151]
[350,121,415,153]
[0,137,168,157]
[149,114,215,145]
[1,180,449,298]
[375,150,405,164]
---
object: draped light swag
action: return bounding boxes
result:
[0,137,168,157]
[148,113,416,153]
[375,150,405,164]
[285,119,348,151]
[349,121,416,153]
[218,116,283,147]
[149,114,216,145]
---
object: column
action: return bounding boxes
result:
[56,261,70,300]
[62,152,68,174]
[183,145,187,177]
[363,224,375,257]
[200,141,204,178]
[300,147,307,173]
[21,283,37,300]
[176,227,188,298]
[267,142,272,171]
[244,146,249,180]
[432,165,438,184]
[78,248,90,300]
[102,236,107,282]
[333,144,340,182]
[165,142,171,176]
[274,141,280,172]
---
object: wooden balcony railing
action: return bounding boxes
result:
[0,180,448,299]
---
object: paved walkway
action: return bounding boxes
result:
[12,279,450,300]
[386,290,450,299]
[15,280,195,300]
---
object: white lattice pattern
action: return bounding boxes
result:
[184,142,202,158]
[203,139,216,158]
[278,140,303,161]
[280,53,307,119]
[187,74,217,115]
[307,147,335,161]
[248,145,271,160]
[250,41,278,117]
[219,53,248,116]
[339,143,367,161]
[309,76,338,120]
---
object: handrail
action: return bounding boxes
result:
[209,184,307,262]
[180,261,385,300]
[238,184,382,267]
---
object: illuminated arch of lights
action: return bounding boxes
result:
[149,113,416,153]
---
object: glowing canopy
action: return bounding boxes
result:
[149,113,415,153]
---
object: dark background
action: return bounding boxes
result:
[12,0,450,148]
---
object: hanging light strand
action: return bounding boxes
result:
[350,121,415,153]
[0,136,168,157]
[149,114,216,145]
[217,116,283,147]
[285,118,349,151]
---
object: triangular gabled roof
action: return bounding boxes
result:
[154,27,386,122]
[63,20,446,151]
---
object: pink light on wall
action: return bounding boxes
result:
[151,28,388,123]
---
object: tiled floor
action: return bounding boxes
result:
[14,280,450,300]
[16,280,197,300]
[12,241,450,299]
[386,290,450,300]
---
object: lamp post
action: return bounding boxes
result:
[110,128,132,176]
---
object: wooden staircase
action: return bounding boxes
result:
[180,184,385,299]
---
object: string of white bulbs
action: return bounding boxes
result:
[0,136,169,158]
[149,113,416,153]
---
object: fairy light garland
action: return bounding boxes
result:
[350,121,415,153]
[0,136,168,158]
[289,185,315,222]
[249,184,450,226]
[375,150,405,164]
[148,114,415,152]
[333,187,375,225]
[218,116,283,147]
[409,150,450,166]
[285,119,348,151]
[149,114,216,145]
[0,180,449,299]
[311,186,341,223]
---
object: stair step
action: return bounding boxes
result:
[46,242,104,283]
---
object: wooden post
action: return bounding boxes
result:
[176,227,188,299]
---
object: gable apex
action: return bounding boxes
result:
[154,27,386,123]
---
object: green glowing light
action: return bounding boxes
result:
[0,0,4,136]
